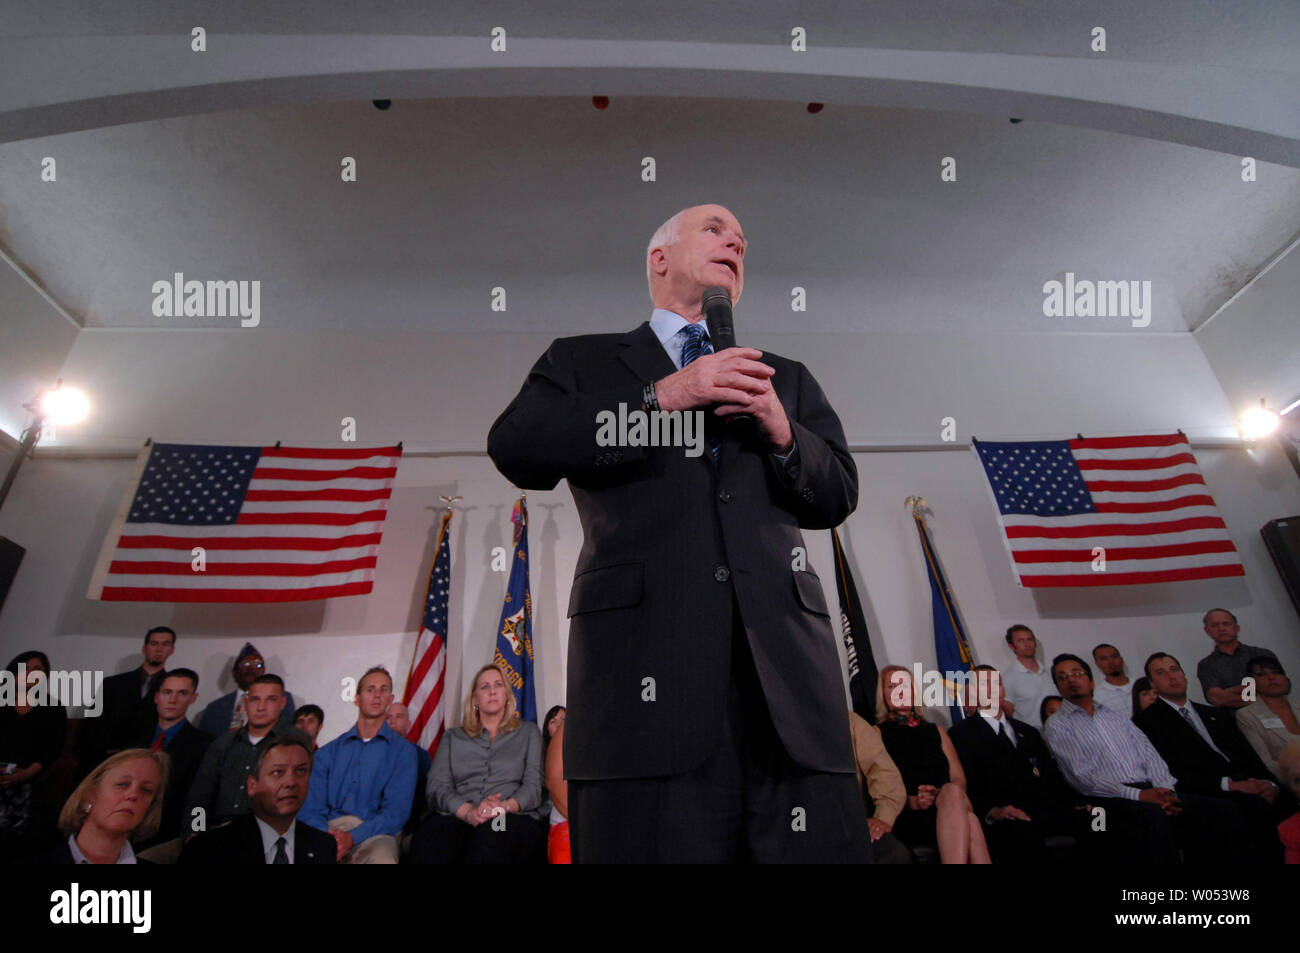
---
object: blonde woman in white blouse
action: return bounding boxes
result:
[1236,657,1300,777]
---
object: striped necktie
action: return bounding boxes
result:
[680,324,720,459]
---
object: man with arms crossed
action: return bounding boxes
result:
[489,204,869,863]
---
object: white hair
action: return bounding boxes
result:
[645,208,691,290]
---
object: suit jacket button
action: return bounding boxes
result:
[714,566,730,582]
[800,487,814,502]
[718,490,733,503]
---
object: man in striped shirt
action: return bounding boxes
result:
[1043,653,1248,863]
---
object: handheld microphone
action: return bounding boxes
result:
[702,286,736,351]
[700,286,752,424]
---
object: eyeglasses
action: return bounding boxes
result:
[1055,669,1089,681]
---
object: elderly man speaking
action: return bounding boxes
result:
[488,204,868,863]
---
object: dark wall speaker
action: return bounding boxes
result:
[1261,517,1300,620]
[0,536,25,613]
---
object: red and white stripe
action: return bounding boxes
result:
[404,626,446,755]
[997,434,1243,587]
[88,445,401,602]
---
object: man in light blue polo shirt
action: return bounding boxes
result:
[299,666,417,863]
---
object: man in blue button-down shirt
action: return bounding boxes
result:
[299,667,417,863]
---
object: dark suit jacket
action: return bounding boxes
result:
[130,721,213,847]
[179,814,336,865]
[197,689,296,738]
[949,714,1082,820]
[79,667,162,774]
[488,322,858,779]
[1134,698,1276,796]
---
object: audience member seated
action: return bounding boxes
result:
[876,665,990,864]
[1091,643,1133,714]
[181,734,335,865]
[1277,743,1300,864]
[41,749,167,864]
[1135,651,1284,862]
[198,643,296,736]
[79,626,175,779]
[293,704,325,750]
[1131,677,1157,718]
[949,666,1091,864]
[1236,658,1300,778]
[384,699,430,838]
[184,673,290,839]
[130,668,213,862]
[1044,653,1249,864]
[1001,625,1054,728]
[848,710,911,864]
[299,667,416,864]
[542,705,570,865]
[0,651,68,861]
[1197,608,1279,709]
[411,664,545,864]
[1039,696,1063,725]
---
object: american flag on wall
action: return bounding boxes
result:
[403,508,452,756]
[973,432,1244,588]
[87,442,402,602]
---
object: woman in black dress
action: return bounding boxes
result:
[876,665,989,863]
[0,651,67,860]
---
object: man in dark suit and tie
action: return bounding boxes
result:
[131,668,212,861]
[1134,651,1286,861]
[180,733,334,865]
[79,626,175,777]
[488,204,869,863]
[948,665,1091,863]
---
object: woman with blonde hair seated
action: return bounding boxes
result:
[44,748,168,864]
[411,663,544,864]
[875,665,990,864]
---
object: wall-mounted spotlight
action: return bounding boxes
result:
[1240,398,1279,440]
[0,379,89,512]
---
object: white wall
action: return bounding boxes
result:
[0,259,80,440]
[1,325,1297,741]
[1196,249,1300,420]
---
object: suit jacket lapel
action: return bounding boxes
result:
[240,815,267,864]
[618,322,719,470]
[618,322,676,383]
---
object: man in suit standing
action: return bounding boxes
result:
[488,204,869,863]
[197,643,296,737]
[949,665,1091,863]
[131,668,212,862]
[180,734,334,865]
[1135,651,1284,861]
[79,626,175,775]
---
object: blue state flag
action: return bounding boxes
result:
[493,496,536,721]
[910,506,975,723]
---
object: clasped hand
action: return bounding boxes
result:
[654,347,792,452]
[460,793,517,826]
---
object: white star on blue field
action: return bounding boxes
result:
[975,441,1096,516]
[128,444,260,524]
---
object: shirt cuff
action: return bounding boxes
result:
[1221,777,1231,792]
[773,439,798,464]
